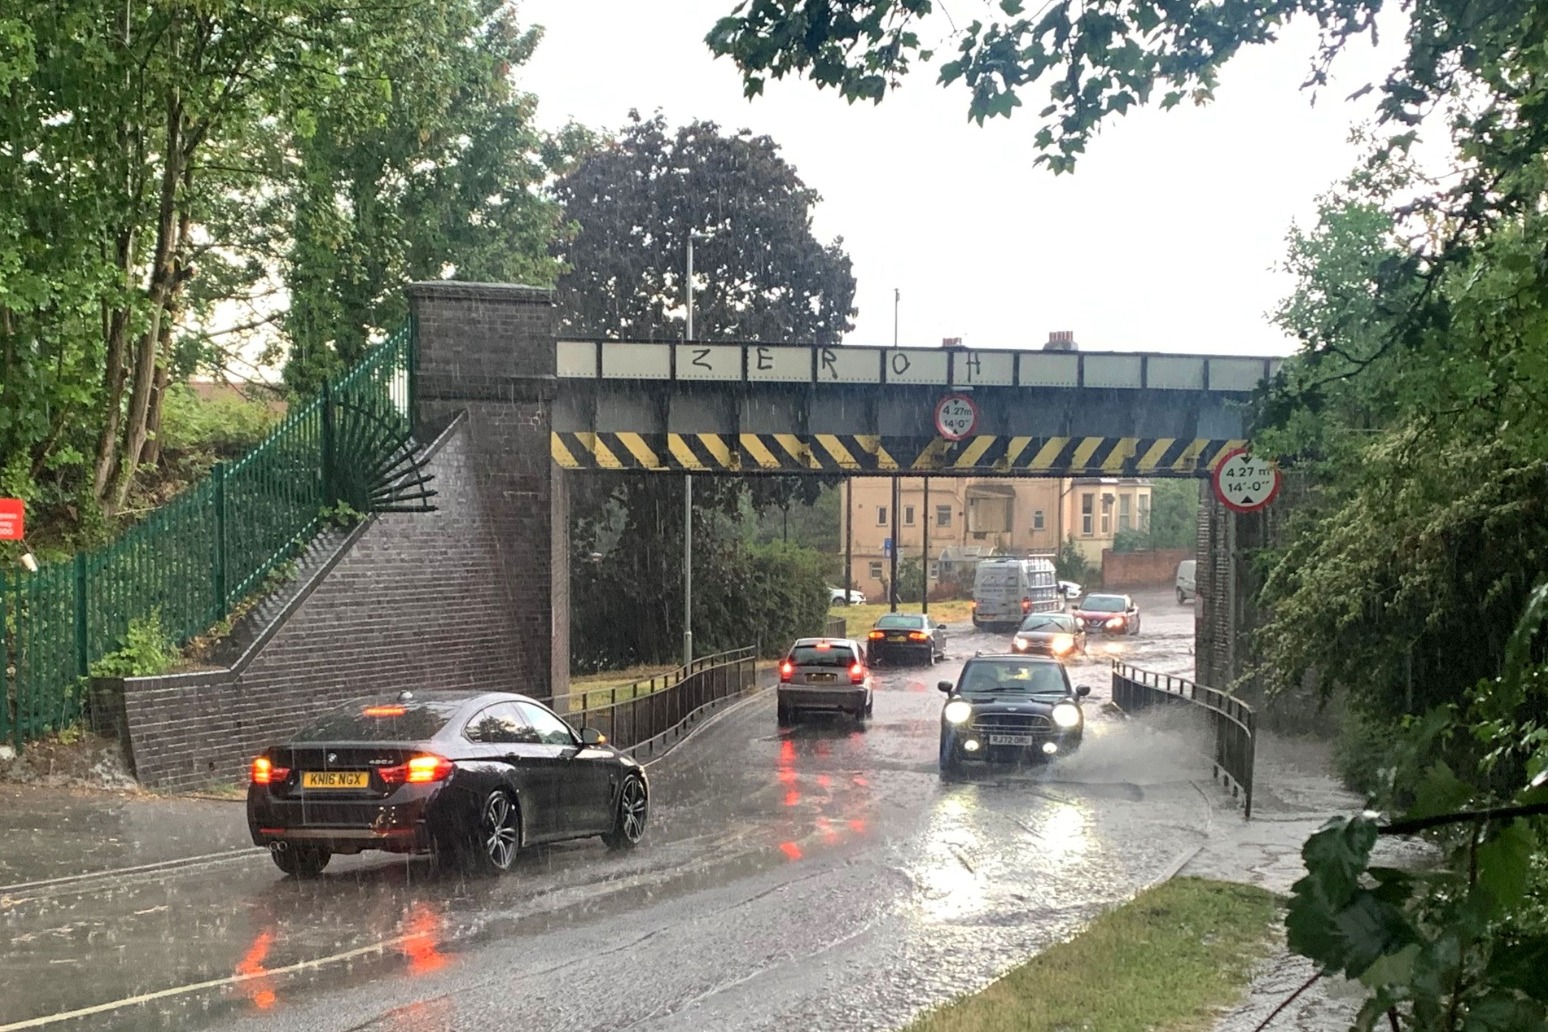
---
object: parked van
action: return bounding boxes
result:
[1175,559,1197,604]
[972,557,1060,631]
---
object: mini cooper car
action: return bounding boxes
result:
[1070,593,1142,635]
[247,690,647,877]
[937,656,1091,775]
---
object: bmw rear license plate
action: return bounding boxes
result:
[887,634,908,642]
[302,771,369,789]
[987,734,1035,746]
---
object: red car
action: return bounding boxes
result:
[1070,593,1142,635]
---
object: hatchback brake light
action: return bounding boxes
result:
[250,756,290,785]
[378,753,455,785]
[850,662,865,684]
[779,660,794,682]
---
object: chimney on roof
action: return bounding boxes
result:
[1044,330,1076,351]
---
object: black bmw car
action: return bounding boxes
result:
[937,656,1091,775]
[247,690,648,877]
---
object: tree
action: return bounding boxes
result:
[554,114,857,669]
[553,112,856,344]
[280,0,572,394]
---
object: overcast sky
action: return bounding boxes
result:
[514,1,1408,357]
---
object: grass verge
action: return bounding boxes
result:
[903,877,1280,1032]
[829,598,976,636]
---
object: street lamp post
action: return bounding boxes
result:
[683,234,697,669]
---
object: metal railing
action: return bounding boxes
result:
[0,326,416,751]
[568,646,757,760]
[1110,661,1257,819]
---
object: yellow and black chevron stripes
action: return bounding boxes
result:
[552,433,1245,476]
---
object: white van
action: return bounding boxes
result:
[972,557,1059,631]
[1175,559,1197,604]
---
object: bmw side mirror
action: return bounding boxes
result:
[580,727,606,745]
[1076,685,1092,697]
[937,680,953,693]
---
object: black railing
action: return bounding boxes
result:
[1110,661,1257,819]
[567,647,757,761]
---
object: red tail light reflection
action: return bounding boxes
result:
[235,929,277,1011]
[399,902,446,974]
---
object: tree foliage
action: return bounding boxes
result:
[0,0,565,549]
[555,114,856,670]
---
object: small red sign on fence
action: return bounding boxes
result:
[0,498,22,541]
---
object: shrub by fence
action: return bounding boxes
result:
[1,326,418,750]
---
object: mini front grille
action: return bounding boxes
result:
[971,714,1053,734]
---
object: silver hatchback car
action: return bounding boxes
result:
[777,638,873,727]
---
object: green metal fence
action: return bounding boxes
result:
[0,325,418,751]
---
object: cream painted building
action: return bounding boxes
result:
[838,476,1153,598]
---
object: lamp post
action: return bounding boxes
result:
[683,233,697,669]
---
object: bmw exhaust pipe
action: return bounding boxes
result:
[270,840,289,854]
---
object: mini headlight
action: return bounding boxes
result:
[1105,616,1125,629]
[1051,634,1074,653]
[1052,703,1082,728]
[943,700,973,725]
[1012,637,1029,651]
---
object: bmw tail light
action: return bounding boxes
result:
[868,630,885,640]
[250,756,289,785]
[850,662,865,684]
[779,660,794,682]
[907,631,929,641]
[378,753,455,785]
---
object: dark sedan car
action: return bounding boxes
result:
[1011,612,1087,659]
[1070,592,1142,635]
[866,612,948,666]
[247,690,648,877]
[937,656,1091,775]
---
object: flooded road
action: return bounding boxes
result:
[0,587,1212,1032]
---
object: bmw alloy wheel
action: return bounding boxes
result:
[605,776,648,849]
[480,791,520,872]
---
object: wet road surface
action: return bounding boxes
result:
[1,588,1212,1032]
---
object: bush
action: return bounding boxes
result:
[1055,535,1091,584]
[90,610,179,679]
[157,383,282,458]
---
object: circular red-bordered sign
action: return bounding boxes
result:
[1211,446,1282,513]
[934,394,979,441]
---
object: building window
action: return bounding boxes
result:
[1119,494,1132,532]
[876,506,888,526]
[936,505,952,528]
[1139,493,1152,532]
[929,561,940,580]
[1033,509,1045,531]
[904,504,916,526]
[868,560,884,579]
[1081,494,1094,536]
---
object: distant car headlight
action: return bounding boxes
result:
[1012,636,1029,651]
[1052,703,1082,729]
[1105,616,1125,629]
[944,700,973,725]
[1051,634,1075,653]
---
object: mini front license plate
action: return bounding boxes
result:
[301,771,369,789]
[987,734,1036,746]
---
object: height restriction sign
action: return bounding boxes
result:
[934,394,978,441]
[1211,448,1281,513]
